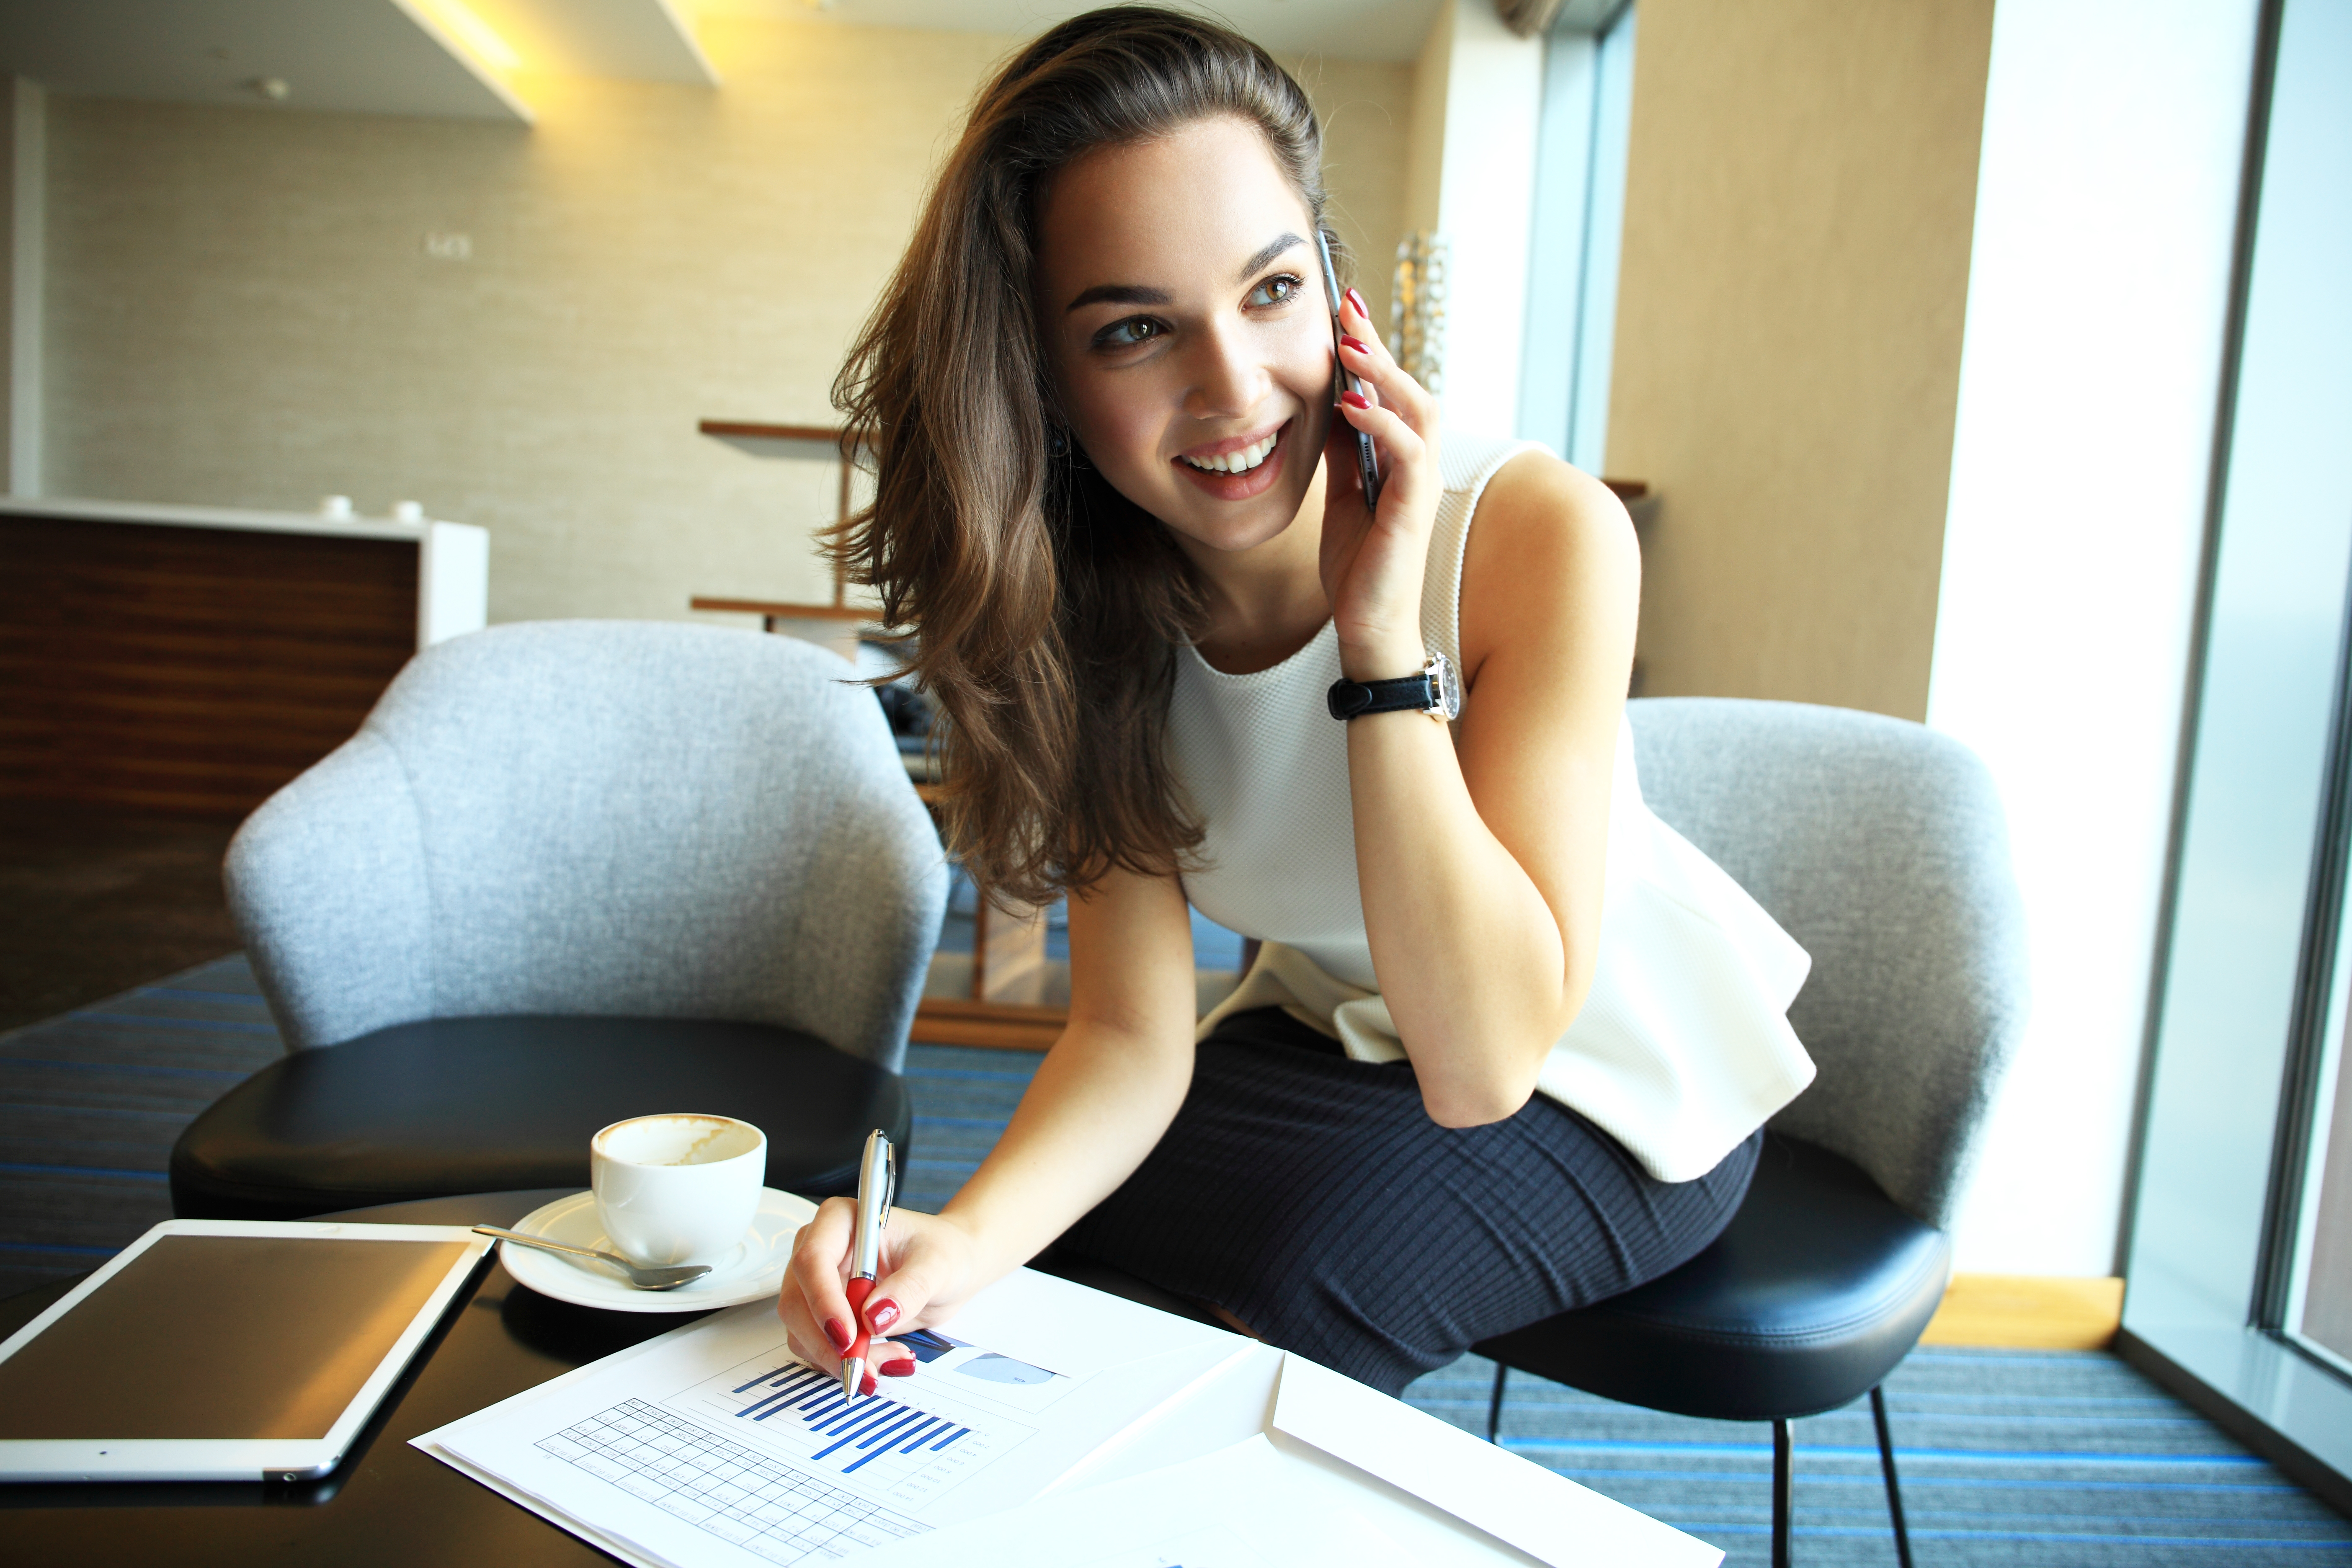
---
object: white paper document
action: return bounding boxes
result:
[418,1264,1723,1568]
[855,1433,1419,1568]
[417,1268,1246,1567]
[1271,1354,1723,1568]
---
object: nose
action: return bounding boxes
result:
[1179,320,1271,421]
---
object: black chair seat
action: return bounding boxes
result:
[169,1016,912,1222]
[1473,1134,1950,1422]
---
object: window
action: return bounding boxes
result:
[2124,0,2352,1505]
[1517,1,1635,472]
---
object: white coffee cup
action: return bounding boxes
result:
[591,1114,767,1268]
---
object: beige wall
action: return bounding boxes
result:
[1607,0,1994,721]
[1290,54,1413,336]
[41,17,1408,628]
[1402,0,1454,239]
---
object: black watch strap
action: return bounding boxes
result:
[1327,668,1438,720]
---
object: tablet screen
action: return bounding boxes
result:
[0,1234,472,1441]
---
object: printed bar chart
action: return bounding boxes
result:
[728,1365,973,1472]
[665,1352,1029,1519]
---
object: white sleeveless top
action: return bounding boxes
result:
[1168,433,1816,1182]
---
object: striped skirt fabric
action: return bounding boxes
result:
[1060,1006,1760,1395]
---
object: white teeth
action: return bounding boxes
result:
[1182,431,1279,475]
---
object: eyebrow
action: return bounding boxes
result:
[1235,232,1307,283]
[1065,282,1173,312]
[1061,232,1310,314]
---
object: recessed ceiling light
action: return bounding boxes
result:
[249,77,290,101]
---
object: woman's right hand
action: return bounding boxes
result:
[774,872,1206,1386]
[776,1200,987,1392]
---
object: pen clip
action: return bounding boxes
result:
[881,1140,897,1226]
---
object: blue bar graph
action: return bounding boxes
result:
[726,1364,980,1477]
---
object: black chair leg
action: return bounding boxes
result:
[1870,1385,1915,1568]
[1486,1362,1509,1444]
[1771,1416,1793,1568]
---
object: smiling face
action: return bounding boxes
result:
[1035,115,1336,559]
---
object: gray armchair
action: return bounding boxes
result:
[1477,697,2030,1568]
[171,620,949,1220]
[1632,696,2029,1230]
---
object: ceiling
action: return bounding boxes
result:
[0,0,714,124]
[0,0,1450,128]
[467,0,715,84]
[0,0,531,121]
[684,0,1447,64]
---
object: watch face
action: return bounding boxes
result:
[1430,652,1462,720]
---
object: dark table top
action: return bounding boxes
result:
[0,1190,717,1566]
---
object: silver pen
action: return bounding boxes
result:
[839,1129,896,1399]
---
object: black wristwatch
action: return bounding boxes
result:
[1327,651,1462,722]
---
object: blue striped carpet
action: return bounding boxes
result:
[3,955,2347,1564]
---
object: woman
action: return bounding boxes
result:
[780,6,1815,1398]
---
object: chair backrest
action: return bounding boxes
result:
[226,620,948,1070]
[1627,697,2028,1230]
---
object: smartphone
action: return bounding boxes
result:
[1315,228,1384,510]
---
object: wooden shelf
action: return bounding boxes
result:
[911,995,1067,1052]
[698,418,864,613]
[697,420,845,446]
[689,597,879,622]
[699,418,1645,502]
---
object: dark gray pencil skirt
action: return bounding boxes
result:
[1059,1006,1761,1396]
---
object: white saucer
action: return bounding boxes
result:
[496,1187,819,1313]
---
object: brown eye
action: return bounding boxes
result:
[1246,274,1303,309]
[1098,316,1165,348]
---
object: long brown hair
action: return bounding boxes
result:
[829,7,1336,907]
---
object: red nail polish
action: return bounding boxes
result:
[1346,287,1369,320]
[823,1318,851,1353]
[860,1372,877,1397]
[1340,335,1368,353]
[869,1299,900,1331]
[1341,390,1370,409]
[880,1358,916,1377]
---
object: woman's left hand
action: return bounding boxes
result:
[1320,287,1442,681]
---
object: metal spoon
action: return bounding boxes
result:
[474,1225,712,1290]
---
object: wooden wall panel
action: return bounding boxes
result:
[1607,0,1994,720]
[0,516,417,818]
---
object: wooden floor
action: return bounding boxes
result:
[0,800,240,1035]
[1923,1272,2128,1350]
[910,996,1066,1050]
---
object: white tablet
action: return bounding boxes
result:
[0,1218,494,1482]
